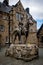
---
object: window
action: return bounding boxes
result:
[6,36,9,43]
[0,14,2,19]
[10,26,12,32]
[16,13,23,21]
[3,16,6,20]
[3,15,9,20]
[10,16,12,20]
[0,14,9,20]
[41,36,43,43]
[16,13,19,21]
[29,28,33,32]
[19,14,21,21]
[0,25,4,32]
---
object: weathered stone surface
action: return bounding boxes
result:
[0,47,43,65]
[5,44,38,60]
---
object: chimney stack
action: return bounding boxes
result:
[26,8,29,14]
[3,0,9,6]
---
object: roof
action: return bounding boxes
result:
[26,11,37,24]
[0,2,12,13]
[0,0,37,24]
[0,0,24,13]
[32,18,37,23]
[37,24,43,35]
[13,0,23,7]
[14,1,19,7]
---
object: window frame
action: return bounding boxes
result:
[0,25,5,32]
[16,12,23,21]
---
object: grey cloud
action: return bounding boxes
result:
[0,0,3,2]
[30,0,43,5]
[29,0,43,7]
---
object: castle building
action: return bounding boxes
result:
[0,0,38,46]
[37,24,43,47]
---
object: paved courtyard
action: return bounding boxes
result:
[0,47,43,65]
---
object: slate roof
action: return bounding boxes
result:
[0,0,37,24]
[0,0,21,13]
[0,2,12,13]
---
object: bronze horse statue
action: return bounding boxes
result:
[13,21,29,44]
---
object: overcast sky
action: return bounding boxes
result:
[0,0,43,29]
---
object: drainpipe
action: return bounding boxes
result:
[8,14,10,46]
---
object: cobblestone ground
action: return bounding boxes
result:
[0,47,43,65]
